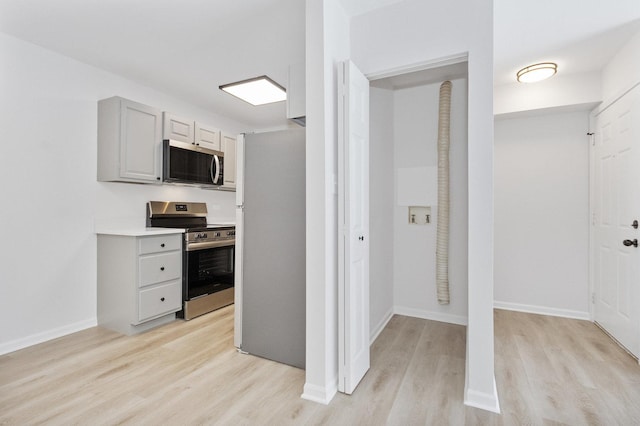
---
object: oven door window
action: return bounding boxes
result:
[185,246,234,299]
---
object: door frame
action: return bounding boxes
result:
[588,109,596,322]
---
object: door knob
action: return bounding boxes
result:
[358,236,364,241]
[632,220,639,229]
[623,239,638,248]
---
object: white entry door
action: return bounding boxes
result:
[338,60,370,394]
[592,85,640,358]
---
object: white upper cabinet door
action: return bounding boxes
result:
[162,112,194,144]
[98,96,162,184]
[195,122,221,151]
[222,133,237,189]
[120,101,163,182]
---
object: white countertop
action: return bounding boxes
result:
[94,217,235,236]
[95,226,185,237]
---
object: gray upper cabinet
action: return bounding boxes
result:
[195,123,221,151]
[164,113,221,151]
[98,96,229,187]
[98,97,162,184]
[222,132,237,189]
[162,113,194,144]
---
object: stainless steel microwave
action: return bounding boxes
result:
[163,139,224,187]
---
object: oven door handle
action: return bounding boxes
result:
[186,240,235,251]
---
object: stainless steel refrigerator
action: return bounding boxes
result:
[234,128,305,369]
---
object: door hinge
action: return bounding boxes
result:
[592,292,595,304]
[587,132,595,146]
[592,211,597,226]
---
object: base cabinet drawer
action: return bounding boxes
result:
[138,280,182,322]
[139,234,182,254]
[139,251,181,287]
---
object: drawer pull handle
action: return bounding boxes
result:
[161,243,165,248]
[161,297,165,302]
[160,267,165,271]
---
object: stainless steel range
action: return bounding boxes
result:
[147,201,235,320]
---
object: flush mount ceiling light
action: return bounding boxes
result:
[219,76,286,106]
[516,62,558,83]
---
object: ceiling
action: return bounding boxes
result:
[494,0,640,86]
[0,0,306,130]
[1,0,639,129]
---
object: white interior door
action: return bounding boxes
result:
[592,85,640,358]
[338,60,370,394]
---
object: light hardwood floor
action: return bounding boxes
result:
[1,307,639,425]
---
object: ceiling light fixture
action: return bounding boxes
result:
[516,62,558,83]
[219,76,286,106]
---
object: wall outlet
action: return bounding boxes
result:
[408,206,431,225]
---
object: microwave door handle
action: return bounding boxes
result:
[211,154,220,184]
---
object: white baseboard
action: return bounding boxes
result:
[493,301,590,321]
[0,318,97,356]
[394,306,468,326]
[370,307,394,345]
[464,377,501,413]
[301,377,338,405]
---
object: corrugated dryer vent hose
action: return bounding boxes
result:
[436,80,452,305]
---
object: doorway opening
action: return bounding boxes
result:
[367,59,470,340]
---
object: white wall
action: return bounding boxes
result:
[369,87,395,338]
[392,78,468,325]
[303,0,349,404]
[494,71,602,116]
[602,29,640,103]
[494,111,590,319]
[0,32,248,354]
[350,0,498,411]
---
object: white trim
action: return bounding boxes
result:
[244,123,300,134]
[464,377,501,413]
[301,378,338,405]
[0,318,97,356]
[366,53,469,81]
[370,307,393,344]
[592,80,640,117]
[494,301,590,321]
[588,111,596,322]
[393,306,468,326]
